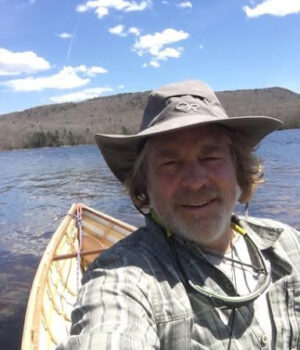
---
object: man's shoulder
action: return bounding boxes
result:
[241,215,298,234]
[240,215,299,249]
[113,222,169,253]
[88,221,172,272]
[242,216,295,230]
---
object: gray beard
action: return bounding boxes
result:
[149,185,241,248]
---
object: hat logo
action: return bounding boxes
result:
[175,102,203,113]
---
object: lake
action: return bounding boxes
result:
[0,129,299,349]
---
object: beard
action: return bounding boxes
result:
[149,184,240,250]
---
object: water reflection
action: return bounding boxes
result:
[0,252,39,350]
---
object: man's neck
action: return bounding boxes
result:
[197,228,235,255]
[150,209,234,255]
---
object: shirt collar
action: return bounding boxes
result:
[147,212,284,252]
[238,217,284,250]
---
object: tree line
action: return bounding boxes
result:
[25,129,86,148]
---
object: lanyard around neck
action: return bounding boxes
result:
[150,211,271,309]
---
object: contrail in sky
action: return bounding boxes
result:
[64,22,78,66]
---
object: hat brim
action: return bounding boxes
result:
[95,115,282,183]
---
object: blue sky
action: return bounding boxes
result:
[0,0,300,115]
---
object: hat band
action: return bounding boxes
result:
[147,100,229,129]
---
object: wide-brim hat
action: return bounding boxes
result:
[95,80,282,183]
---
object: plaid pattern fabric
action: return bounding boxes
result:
[57,216,300,350]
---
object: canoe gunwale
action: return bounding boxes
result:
[21,204,78,350]
[21,203,136,350]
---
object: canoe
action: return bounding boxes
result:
[21,203,136,350]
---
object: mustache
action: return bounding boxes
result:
[174,186,220,204]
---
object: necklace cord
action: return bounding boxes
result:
[227,308,236,350]
[150,213,270,349]
[151,213,271,308]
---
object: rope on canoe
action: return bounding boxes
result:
[76,204,83,293]
[58,205,84,293]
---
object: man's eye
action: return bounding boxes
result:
[204,157,218,160]
[160,160,179,168]
[162,161,177,166]
[203,156,222,162]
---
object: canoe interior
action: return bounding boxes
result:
[21,203,136,350]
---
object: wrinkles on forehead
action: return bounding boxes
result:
[146,125,232,161]
[156,143,230,160]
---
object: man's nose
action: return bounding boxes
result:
[181,161,209,190]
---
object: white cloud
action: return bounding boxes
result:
[1,65,107,92]
[178,1,192,8]
[149,60,160,68]
[133,28,189,67]
[118,84,125,89]
[109,24,127,36]
[73,64,108,76]
[244,0,300,17]
[0,48,50,76]
[155,47,182,60]
[3,66,89,92]
[128,27,141,36]
[86,66,108,76]
[148,47,182,67]
[59,65,108,77]
[76,0,152,18]
[49,87,113,103]
[134,29,189,54]
[109,25,141,37]
[57,32,72,39]
[199,44,204,49]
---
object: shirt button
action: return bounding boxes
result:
[260,334,268,346]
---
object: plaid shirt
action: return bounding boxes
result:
[58,216,300,350]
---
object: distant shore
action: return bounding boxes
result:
[0,87,299,151]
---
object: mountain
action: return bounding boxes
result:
[0,87,299,151]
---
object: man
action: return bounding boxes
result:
[59,80,300,349]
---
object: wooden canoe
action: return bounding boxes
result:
[21,203,136,350]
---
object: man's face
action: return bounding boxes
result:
[146,125,240,252]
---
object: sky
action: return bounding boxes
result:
[0,0,300,115]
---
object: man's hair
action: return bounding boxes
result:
[124,128,264,210]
